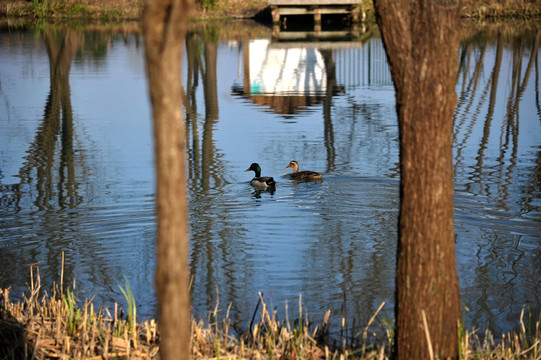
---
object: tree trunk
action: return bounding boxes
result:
[372,1,461,359]
[142,0,193,359]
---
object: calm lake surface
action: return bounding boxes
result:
[0,20,540,335]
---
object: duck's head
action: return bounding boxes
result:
[245,163,261,175]
[285,161,299,171]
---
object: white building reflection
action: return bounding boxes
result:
[249,39,327,95]
[232,38,392,115]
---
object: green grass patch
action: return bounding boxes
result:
[69,4,90,17]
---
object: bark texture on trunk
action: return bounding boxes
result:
[142,0,193,359]
[372,1,462,359]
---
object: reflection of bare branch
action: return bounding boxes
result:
[202,42,222,191]
[183,33,227,196]
[464,42,489,96]
[454,40,489,173]
[524,31,541,213]
[18,28,83,210]
[457,42,472,94]
[496,37,522,209]
[515,32,540,105]
[320,49,336,173]
[456,27,541,223]
[522,150,541,213]
[184,33,202,193]
[497,32,541,208]
[537,42,541,123]
[455,41,488,126]
[473,33,503,191]
[183,32,243,319]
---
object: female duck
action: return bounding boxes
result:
[284,160,322,180]
[245,163,276,189]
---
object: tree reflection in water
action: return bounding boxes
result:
[19,28,83,210]
[454,23,541,331]
[183,30,246,321]
[0,21,539,335]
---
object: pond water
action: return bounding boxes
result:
[0,20,540,336]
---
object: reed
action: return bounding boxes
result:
[31,0,58,18]
[118,277,137,340]
[191,291,392,359]
[63,287,82,337]
[1,264,540,359]
[460,309,541,360]
[0,264,158,359]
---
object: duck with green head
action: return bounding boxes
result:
[245,163,276,189]
[284,160,322,180]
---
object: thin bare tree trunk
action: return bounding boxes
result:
[372,1,462,359]
[142,0,193,359]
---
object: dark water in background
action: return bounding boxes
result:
[0,21,539,335]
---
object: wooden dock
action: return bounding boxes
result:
[268,0,364,25]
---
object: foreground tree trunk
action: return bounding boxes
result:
[142,0,193,359]
[372,1,461,359]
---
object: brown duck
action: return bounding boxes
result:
[284,160,322,180]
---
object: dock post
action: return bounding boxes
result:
[314,7,321,25]
[271,6,280,25]
[350,4,361,24]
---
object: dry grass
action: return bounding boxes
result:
[0,264,159,359]
[0,0,142,20]
[1,264,541,359]
[0,264,392,359]
[191,293,391,359]
[193,0,267,19]
[461,0,541,18]
[1,0,541,21]
[0,0,263,21]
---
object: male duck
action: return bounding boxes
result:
[245,163,276,189]
[284,160,322,180]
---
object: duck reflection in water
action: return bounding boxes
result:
[284,160,323,181]
[252,187,276,198]
[245,163,276,191]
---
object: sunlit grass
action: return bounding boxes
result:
[1,264,539,359]
[63,287,82,337]
[461,0,541,19]
[0,264,158,359]
[2,0,541,21]
[118,276,138,346]
[0,0,140,20]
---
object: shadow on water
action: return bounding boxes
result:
[0,19,540,336]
